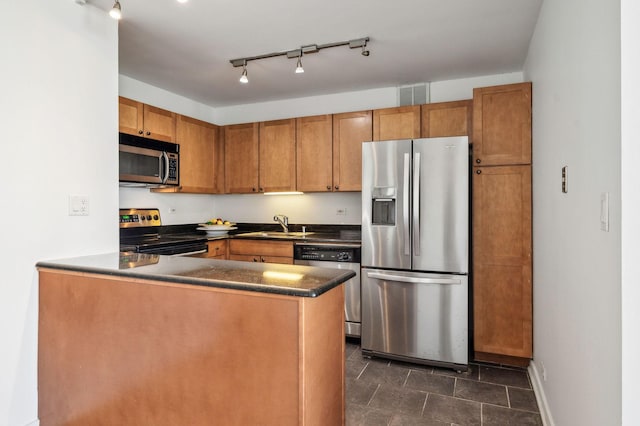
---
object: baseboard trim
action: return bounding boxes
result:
[528,361,555,426]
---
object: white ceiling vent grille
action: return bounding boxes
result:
[398,83,430,106]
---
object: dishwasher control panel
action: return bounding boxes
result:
[294,244,361,263]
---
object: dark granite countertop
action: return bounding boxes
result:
[37,253,355,297]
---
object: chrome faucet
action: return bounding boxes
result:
[273,214,289,233]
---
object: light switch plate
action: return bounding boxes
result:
[600,192,609,232]
[69,195,89,216]
[561,166,568,193]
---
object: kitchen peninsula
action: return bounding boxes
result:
[37,253,354,426]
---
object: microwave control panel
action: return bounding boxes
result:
[119,208,161,228]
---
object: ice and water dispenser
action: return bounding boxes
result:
[371,187,396,226]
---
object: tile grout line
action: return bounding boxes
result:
[366,383,381,407]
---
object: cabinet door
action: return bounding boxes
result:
[473,165,532,359]
[473,83,531,166]
[142,104,176,142]
[421,100,472,138]
[372,106,420,141]
[333,111,372,192]
[118,97,144,136]
[224,123,259,193]
[296,115,333,192]
[259,119,296,192]
[229,239,293,258]
[176,115,223,193]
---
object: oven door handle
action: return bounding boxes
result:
[169,249,207,257]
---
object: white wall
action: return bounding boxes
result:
[524,0,621,424]
[1,2,118,426]
[621,1,640,423]
[120,73,523,226]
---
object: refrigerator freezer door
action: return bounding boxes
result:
[413,137,469,273]
[361,268,468,366]
[361,140,412,270]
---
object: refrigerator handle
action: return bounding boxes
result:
[413,153,420,256]
[403,152,410,256]
[367,272,461,285]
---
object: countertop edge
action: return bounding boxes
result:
[36,258,355,298]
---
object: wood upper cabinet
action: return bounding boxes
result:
[333,111,372,192]
[372,105,420,141]
[421,100,472,138]
[118,96,176,142]
[296,115,333,192]
[224,123,260,193]
[228,239,294,264]
[473,82,531,166]
[259,119,296,192]
[154,114,223,194]
[473,165,532,360]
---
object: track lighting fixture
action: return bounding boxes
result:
[109,0,122,20]
[239,62,249,84]
[295,55,304,74]
[230,36,370,83]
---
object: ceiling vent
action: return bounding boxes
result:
[398,83,430,106]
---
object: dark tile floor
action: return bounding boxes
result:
[345,341,542,426]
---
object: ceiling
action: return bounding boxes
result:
[92,0,542,108]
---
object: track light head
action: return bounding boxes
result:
[109,1,122,20]
[239,63,248,84]
[295,56,304,74]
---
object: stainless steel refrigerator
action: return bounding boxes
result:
[361,136,469,369]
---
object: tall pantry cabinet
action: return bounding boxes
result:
[472,82,533,365]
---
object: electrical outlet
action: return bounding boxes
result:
[68,195,89,216]
[336,207,347,216]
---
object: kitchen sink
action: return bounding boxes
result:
[236,231,315,239]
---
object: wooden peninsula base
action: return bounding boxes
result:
[38,268,345,426]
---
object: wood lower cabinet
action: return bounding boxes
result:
[332,111,372,192]
[118,96,176,142]
[224,123,260,193]
[153,114,223,194]
[372,105,420,141]
[192,240,228,259]
[259,119,296,192]
[421,100,472,138]
[38,269,345,426]
[229,239,294,264]
[473,165,532,361]
[473,83,532,166]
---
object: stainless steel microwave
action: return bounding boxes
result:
[119,133,179,187]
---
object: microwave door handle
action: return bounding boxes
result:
[413,153,420,256]
[160,151,169,184]
[403,152,410,256]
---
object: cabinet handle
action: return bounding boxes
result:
[334,185,339,190]
[326,185,331,191]
[475,159,481,163]
[476,169,482,174]
[259,187,264,192]
[146,131,151,136]
[252,257,259,262]
[252,187,256,192]
[138,130,143,135]
[260,257,266,262]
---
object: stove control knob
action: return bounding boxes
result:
[147,215,152,220]
[153,215,159,220]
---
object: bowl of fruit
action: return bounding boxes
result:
[197,218,237,236]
